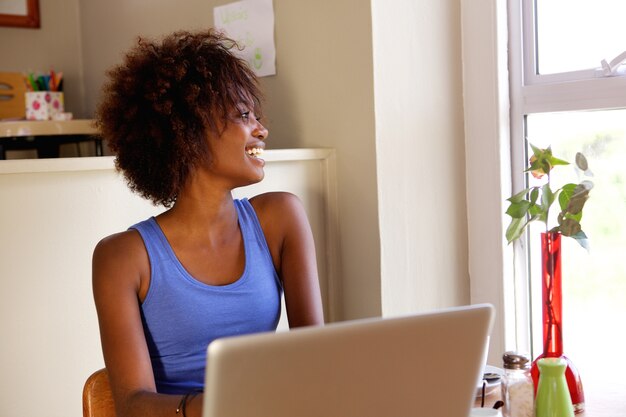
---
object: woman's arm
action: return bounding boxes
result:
[92,231,203,417]
[251,192,325,327]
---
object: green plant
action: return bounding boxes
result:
[505,144,594,249]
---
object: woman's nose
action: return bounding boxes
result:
[254,121,269,141]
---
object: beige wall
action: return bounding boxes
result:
[1,1,469,320]
[260,1,382,319]
[78,0,220,120]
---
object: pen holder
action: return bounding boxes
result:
[25,91,64,120]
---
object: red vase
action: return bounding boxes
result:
[530,232,585,413]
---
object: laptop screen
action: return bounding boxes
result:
[203,303,494,417]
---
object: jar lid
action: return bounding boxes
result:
[502,351,530,369]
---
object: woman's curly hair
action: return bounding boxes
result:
[96,29,264,207]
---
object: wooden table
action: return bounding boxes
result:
[0,119,102,158]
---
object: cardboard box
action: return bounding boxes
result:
[0,72,27,120]
[25,92,64,120]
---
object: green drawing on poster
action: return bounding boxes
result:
[253,48,263,69]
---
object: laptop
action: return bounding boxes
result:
[202,303,494,417]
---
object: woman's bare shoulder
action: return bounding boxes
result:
[94,229,146,260]
[248,191,303,218]
[248,192,311,245]
[92,228,149,292]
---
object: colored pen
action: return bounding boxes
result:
[27,72,38,91]
[49,69,56,91]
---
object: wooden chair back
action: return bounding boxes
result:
[82,368,117,417]
[0,72,26,119]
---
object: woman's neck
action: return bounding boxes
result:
[157,173,239,241]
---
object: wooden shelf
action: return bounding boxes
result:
[0,119,98,137]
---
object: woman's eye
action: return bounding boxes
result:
[240,111,250,121]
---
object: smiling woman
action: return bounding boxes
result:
[0,0,39,28]
[92,29,324,417]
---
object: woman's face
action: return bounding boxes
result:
[203,104,269,189]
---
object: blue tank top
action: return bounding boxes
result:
[130,198,282,394]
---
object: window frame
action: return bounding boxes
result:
[460,0,513,366]
[518,0,626,112]
[522,0,626,86]
[509,0,626,356]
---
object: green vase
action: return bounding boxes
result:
[535,358,575,417]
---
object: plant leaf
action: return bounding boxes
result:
[558,183,577,211]
[567,192,589,215]
[529,187,539,205]
[506,200,532,218]
[538,208,549,223]
[528,205,541,217]
[505,217,526,244]
[541,183,555,210]
[580,180,594,191]
[575,152,588,171]
[571,230,590,251]
[547,155,570,167]
[508,188,531,203]
[561,218,582,236]
[530,143,543,156]
[565,211,583,223]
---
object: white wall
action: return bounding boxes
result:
[0,160,162,417]
[0,150,338,417]
[372,0,470,315]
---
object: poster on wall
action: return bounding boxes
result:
[213,0,276,77]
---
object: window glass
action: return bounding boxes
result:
[536,0,626,74]
[525,109,626,397]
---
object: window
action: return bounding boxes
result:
[535,0,626,76]
[509,0,626,406]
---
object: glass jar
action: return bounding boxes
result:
[501,352,534,417]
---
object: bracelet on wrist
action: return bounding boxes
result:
[176,389,203,417]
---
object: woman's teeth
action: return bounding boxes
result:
[246,148,264,158]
